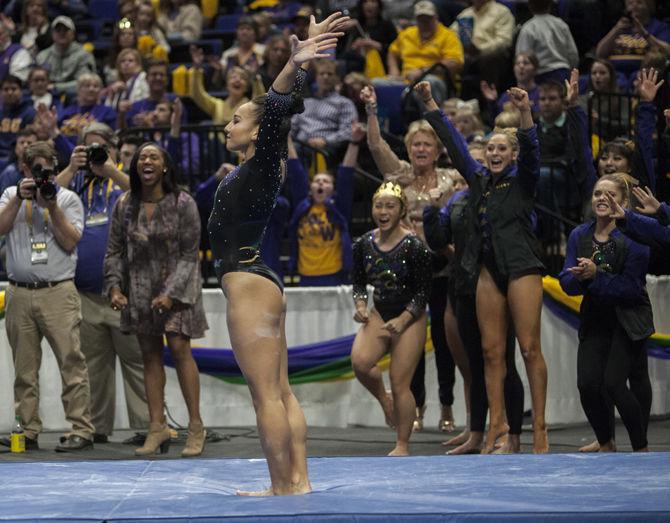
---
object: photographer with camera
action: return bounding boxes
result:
[0,141,95,452]
[54,122,149,445]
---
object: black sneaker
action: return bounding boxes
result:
[93,433,109,444]
[54,435,93,452]
[122,432,146,446]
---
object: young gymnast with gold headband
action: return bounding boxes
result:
[350,182,432,456]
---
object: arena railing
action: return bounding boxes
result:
[587,91,638,146]
[535,160,582,277]
[118,124,231,190]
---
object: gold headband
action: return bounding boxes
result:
[373,182,404,202]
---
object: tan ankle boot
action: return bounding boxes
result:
[135,422,171,456]
[182,421,206,457]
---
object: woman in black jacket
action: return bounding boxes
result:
[415,80,549,454]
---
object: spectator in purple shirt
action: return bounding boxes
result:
[0,75,35,171]
[57,73,118,147]
[596,0,670,74]
[0,126,37,197]
[121,59,182,129]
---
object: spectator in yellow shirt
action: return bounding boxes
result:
[385,0,464,103]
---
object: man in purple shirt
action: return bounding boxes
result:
[121,59,184,129]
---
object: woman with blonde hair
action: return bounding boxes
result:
[417,80,549,454]
[103,48,149,113]
[189,46,265,127]
[559,174,652,452]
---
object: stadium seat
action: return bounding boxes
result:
[215,14,240,33]
[88,0,118,20]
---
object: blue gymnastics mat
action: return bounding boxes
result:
[2,453,669,522]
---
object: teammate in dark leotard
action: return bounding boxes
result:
[351,182,432,456]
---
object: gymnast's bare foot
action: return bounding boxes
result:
[441,426,470,447]
[579,440,600,453]
[290,480,313,494]
[532,426,549,454]
[382,391,396,429]
[598,440,617,452]
[447,432,483,455]
[482,422,509,454]
[237,487,274,496]
[237,481,313,496]
[388,443,410,456]
[493,434,521,454]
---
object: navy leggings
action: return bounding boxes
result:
[410,277,455,408]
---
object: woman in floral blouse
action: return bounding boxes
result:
[104,142,208,458]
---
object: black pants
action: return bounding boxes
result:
[603,340,652,442]
[577,319,649,450]
[454,293,524,434]
[411,277,455,408]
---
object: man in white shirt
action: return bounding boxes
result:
[0,141,94,452]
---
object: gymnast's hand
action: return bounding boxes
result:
[568,258,596,281]
[606,192,626,220]
[507,87,531,113]
[354,303,369,323]
[413,81,432,104]
[382,314,410,335]
[632,186,661,215]
[360,85,377,106]
[308,11,352,39]
[289,32,342,67]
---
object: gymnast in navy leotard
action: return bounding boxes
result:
[351,182,432,457]
[205,12,349,496]
[207,78,298,290]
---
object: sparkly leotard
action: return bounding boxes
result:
[352,231,433,322]
[207,69,306,290]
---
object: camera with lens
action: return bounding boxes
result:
[31,163,57,201]
[86,143,109,167]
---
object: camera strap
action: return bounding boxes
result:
[86,179,114,224]
[25,200,50,238]
[25,201,50,265]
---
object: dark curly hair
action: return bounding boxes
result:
[128,142,181,199]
